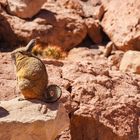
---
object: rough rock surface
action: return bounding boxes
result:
[101,0,140,51]
[56,0,104,43]
[120,50,140,74]
[57,0,104,20]
[70,71,140,140]
[85,18,103,44]
[1,0,140,140]
[7,0,46,18]
[0,53,17,100]
[66,48,140,140]
[0,0,105,50]
[1,46,140,140]
[1,0,140,52]
[0,2,87,50]
[0,98,69,140]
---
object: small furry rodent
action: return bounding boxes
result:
[11,39,61,102]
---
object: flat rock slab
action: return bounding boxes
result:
[0,98,69,140]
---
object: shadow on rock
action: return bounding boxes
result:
[25,98,60,111]
[33,9,57,23]
[0,107,9,117]
[0,14,17,51]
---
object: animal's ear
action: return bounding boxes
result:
[25,39,36,52]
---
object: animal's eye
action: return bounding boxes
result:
[19,51,26,55]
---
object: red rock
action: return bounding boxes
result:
[0,98,69,140]
[56,129,71,140]
[108,50,124,70]
[56,0,104,44]
[67,47,101,62]
[56,0,84,16]
[7,0,46,18]
[85,18,103,44]
[101,0,140,51]
[119,50,140,74]
[57,0,104,20]
[61,48,140,140]
[0,0,105,49]
[70,70,140,140]
[0,53,18,100]
[1,4,87,50]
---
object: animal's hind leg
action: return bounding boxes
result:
[18,78,31,90]
[18,78,36,99]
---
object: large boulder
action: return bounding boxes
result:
[69,68,140,140]
[7,0,46,18]
[1,3,87,50]
[101,0,140,51]
[0,0,105,49]
[0,98,69,140]
[119,50,140,74]
[74,0,104,44]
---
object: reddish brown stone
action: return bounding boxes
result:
[101,0,140,51]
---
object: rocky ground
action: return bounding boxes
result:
[0,0,140,140]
